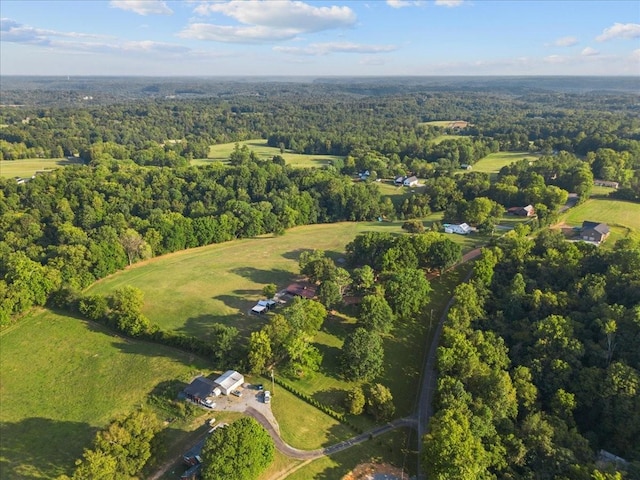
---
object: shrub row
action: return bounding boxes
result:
[267,375,363,434]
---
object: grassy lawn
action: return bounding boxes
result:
[558,197,640,246]
[470,151,538,180]
[285,428,414,480]
[0,309,213,479]
[193,139,342,168]
[559,198,640,231]
[86,222,408,339]
[270,386,354,450]
[0,157,84,179]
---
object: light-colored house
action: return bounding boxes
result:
[444,223,471,235]
[594,179,619,189]
[403,176,419,187]
[214,370,245,395]
[581,221,610,244]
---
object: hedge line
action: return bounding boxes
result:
[266,375,363,434]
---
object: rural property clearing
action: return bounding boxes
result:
[194,139,342,168]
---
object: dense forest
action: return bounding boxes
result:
[1,77,639,478]
[425,231,640,479]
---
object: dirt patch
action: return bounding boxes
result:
[342,462,406,480]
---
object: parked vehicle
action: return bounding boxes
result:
[231,389,242,397]
[264,390,271,404]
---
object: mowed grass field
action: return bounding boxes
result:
[559,197,640,244]
[0,158,84,179]
[470,151,538,179]
[193,139,342,168]
[86,222,408,338]
[0,309,212,479]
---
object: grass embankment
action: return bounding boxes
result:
[193,139,342,168]
[0,158,83,179]
[470,151,538,180]
[558,197,640,245]
[0,310,213,479]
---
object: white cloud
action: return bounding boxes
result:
[1,18,109,46]
[179,23,300,43]
[553,36,578,47]
[110,0,173,16]
[274,41,397,56]
[631,49,640,61]
[435,0,463,7]
[596,23,640,42]
[543,54,567,64]
[581,47,599,56]
[193,1,356,31]
[386,0,424,8]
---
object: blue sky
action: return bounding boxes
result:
[1,0,639,76]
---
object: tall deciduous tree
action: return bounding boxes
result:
[359,294,395,334]
[384,267,431,320]
[201,417,274,480]
[341,327,384,381]
[367,383,395,421]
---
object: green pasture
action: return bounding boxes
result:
[429,134,466,145]
[86,222,408,338]
[0,309,212,479]
[0,157,83,179]
[559,198,640,245]
[470,151,537,180]
[270,386,354,450]
[195,139,342,168]
[590,185,616,198]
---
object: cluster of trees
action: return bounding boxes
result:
[248,297,327,378]
[57,409,161,480]
[0,159,386,323]
[200,417,274,480]
[423,230,640,478]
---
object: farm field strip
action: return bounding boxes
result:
[0,157,83,179]
[197,139,342,167]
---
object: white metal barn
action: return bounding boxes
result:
[214,370,245,395]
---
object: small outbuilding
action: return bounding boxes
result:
[213,370,245,396]
[251,304,268,315]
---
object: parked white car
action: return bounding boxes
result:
[263,390,271,404]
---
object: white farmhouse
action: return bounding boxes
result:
[444,223,471,235]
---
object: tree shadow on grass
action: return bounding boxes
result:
[315,342,343,375]
[230,267,293,285]
[0,417,96,479]
[178,311,267,340]
[312,387,347,414]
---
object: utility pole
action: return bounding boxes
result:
[270,368,275,395]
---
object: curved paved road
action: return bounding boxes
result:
[247,406,418,460]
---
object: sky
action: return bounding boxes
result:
[1,0,639,76]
